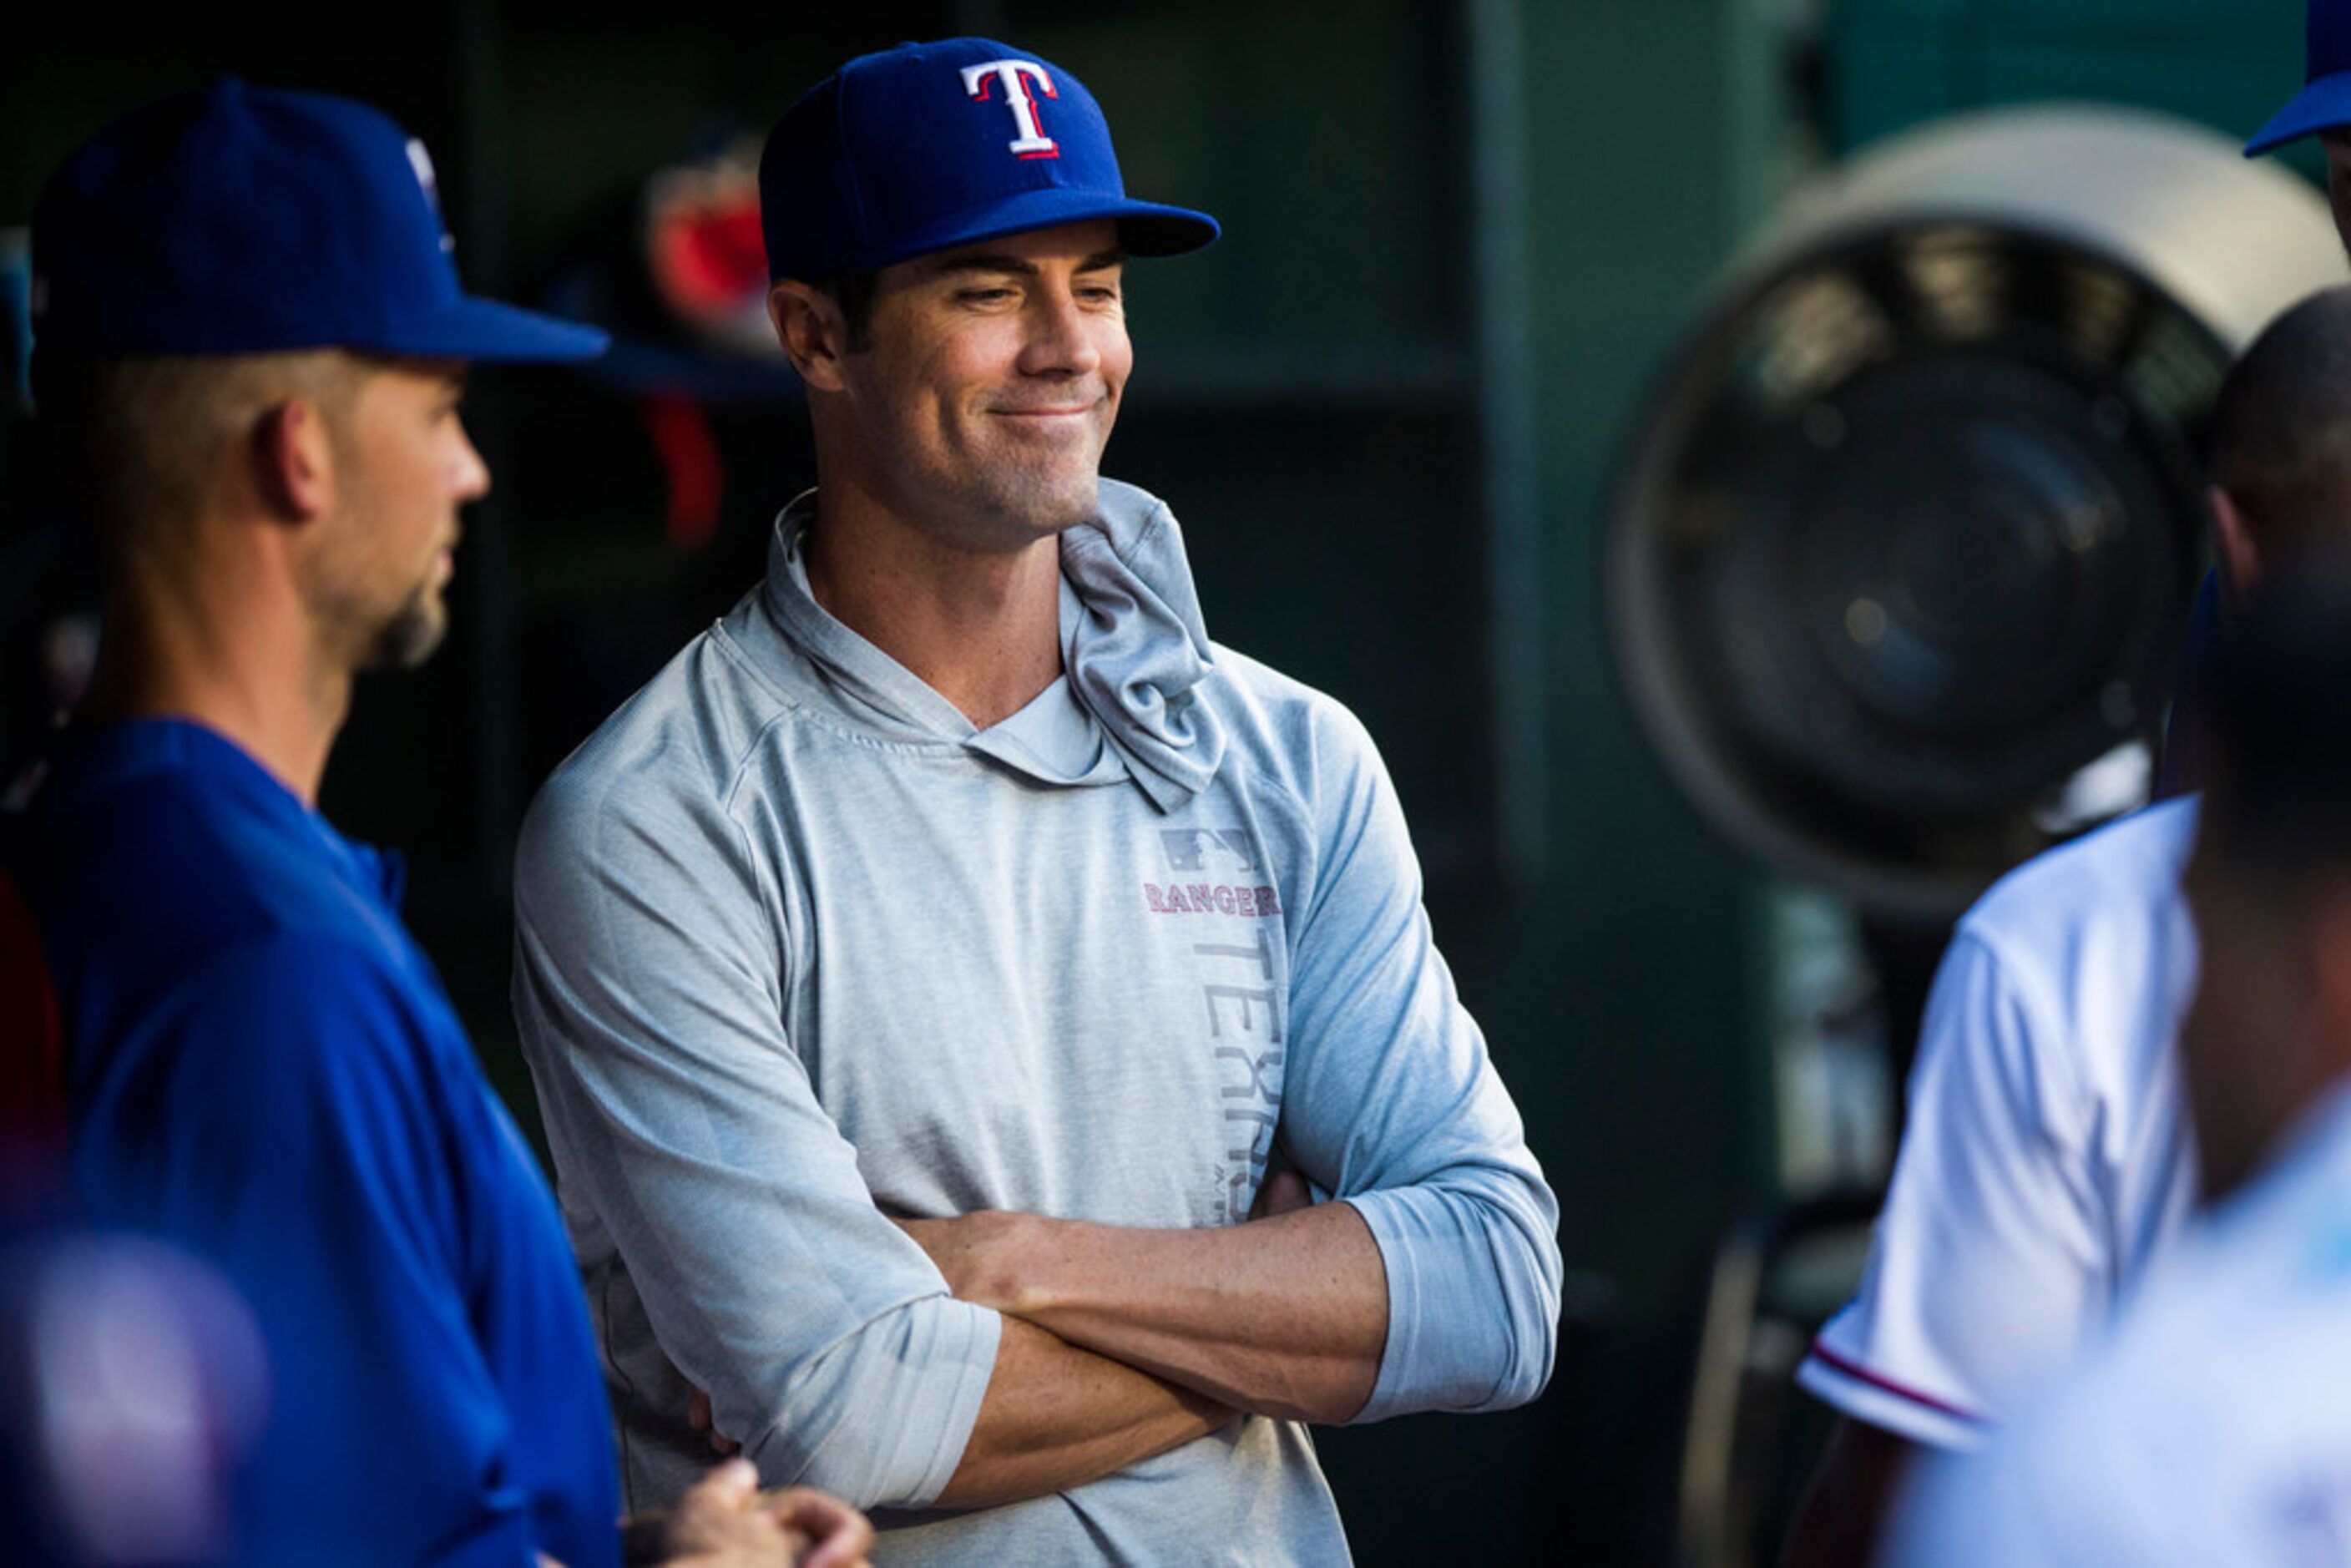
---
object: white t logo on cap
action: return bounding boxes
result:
[961,60,1060,160]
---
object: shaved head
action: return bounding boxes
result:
[2209,286,2351,556]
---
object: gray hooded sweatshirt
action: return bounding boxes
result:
[513,480,1561,1565]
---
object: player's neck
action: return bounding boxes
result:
[79,549,351,807]
[802,490,1065,731]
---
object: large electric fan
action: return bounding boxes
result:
[1609,105,2344,923]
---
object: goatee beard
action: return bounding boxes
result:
[367,588,447,671]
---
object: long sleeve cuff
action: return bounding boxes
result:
[1343,1183,1560,1424]
[749,1294,1002,1510]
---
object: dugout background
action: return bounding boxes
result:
[0,2,2319,1560]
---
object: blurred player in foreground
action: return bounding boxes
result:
[1886,553,2351,1564]
[0,80,868,1568]
[1782,286,2351,1565]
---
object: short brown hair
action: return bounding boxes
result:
[30,349,371,559]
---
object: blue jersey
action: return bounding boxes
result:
[8,720,618,1567]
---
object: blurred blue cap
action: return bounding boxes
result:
[2247,0,2351,154]
[31,78,608,362]
[759,37,1219,283]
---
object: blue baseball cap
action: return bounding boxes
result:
[31,78,607,362]
[2248,0,2351,154]
[759,37,1219,283]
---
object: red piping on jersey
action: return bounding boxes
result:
[1807,1337,1988,1426]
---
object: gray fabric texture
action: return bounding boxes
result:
[513,479,1562,1565]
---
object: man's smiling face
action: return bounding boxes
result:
[830,219,1130,551]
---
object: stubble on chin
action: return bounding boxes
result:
[364,585,449,671]
[1024,470,1104,534]
[944,459,1103,547]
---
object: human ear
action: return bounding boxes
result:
[769,281,852,392]
[252,397,336,524]
[2209,485,2261,607]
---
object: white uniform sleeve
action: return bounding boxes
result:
[511,753,999,1510]
[1797,928,2104,1449]
[1277,701,1563,1422]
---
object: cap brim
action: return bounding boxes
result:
[360,294,610,363]
[2246,72,2351,155]
[1110,201,1222,257]
[842,187,1219,276]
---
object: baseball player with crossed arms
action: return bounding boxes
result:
[511,35,1561,1566]
[1782,23,2351,1552]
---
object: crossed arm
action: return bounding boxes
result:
[685,1172,1389,1509]
[913,1171,1389,1505]
[912,1173,1385,1420]
[933,1316,1244,1507]
[515,697,1558,1515]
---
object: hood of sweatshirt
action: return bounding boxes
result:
[756,478,1226,812]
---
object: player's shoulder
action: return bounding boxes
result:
[184,925,430,1042]
[1201,640,1388,809]
[1960,797,2198,952]
[94,923,444,1125]
[1206,640,1363,733]
[15,721,388,973]
[522,608,788,858]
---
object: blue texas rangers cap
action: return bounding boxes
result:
[31,77,608,362]
[2248,0,2351,153]
[759,37,1220,283]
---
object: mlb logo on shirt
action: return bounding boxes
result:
[1160,827,1260,875]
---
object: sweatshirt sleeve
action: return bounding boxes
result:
[1276,701,1563,1422]
[511,746,999,1510]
